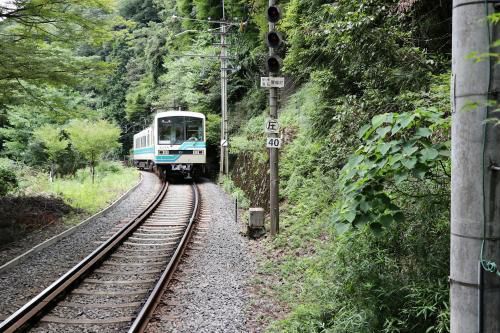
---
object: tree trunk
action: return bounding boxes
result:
[49,162,55,183]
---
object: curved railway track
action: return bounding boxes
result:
[0,181,201,333]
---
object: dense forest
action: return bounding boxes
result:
[0,0,452,331]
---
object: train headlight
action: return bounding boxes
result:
[193,150,204,155]
[158,150,170,155]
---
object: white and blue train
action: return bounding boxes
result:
[132,110,206,178]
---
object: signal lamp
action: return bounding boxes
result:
[267,6,281,23]
[266,31,283,48]
[266,55,282,73]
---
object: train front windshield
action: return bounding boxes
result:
[158,116,203,145]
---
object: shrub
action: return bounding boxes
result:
[0,166,18,196]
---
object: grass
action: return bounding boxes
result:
[18,161,140,215]
[221,175,250,209]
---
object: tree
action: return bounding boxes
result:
[33,124,68,181]
[66,119,121,183]
[0,0,115,99]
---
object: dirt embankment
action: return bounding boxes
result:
[0,196,76,246]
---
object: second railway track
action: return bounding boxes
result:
[0,181,201,333]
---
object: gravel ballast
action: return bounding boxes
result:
[146,180,257,333]
[0,171,161,321]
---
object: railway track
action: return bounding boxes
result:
[0,181,201,333]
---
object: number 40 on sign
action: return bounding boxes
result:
[266,137,282,149]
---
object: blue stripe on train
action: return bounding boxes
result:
[133,147,154,154]
[178,142,206,149]
[133,142,206,154]
[155,155,181,162]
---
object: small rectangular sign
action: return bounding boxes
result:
[261,77,285,88]
[266,137,282,149]
[265,118,280,134]
[221,139,228,147]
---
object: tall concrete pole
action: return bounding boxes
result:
[451,1,500,332]
[269,0,279,235]
[223,24,229,175]
[219,21,228,179]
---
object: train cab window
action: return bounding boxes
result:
[158,116,203,145]
[158,117,182,145]
[186,117,203,141]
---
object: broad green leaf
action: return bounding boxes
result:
[402,157,417,169]
[379,214,394,227]
[378,142,392,156]
[420,147,439,161]
[372,113,393,129]
[393,212,405,222]
[359,200,372,213]
[394,170,408,184]
[346,154,364,168]
[391,122,402,136]
[415,127,432,138]
[402,145,419,156]
[397,113,416,129]
[344,210,356,223]
[357,124,371,138]
[375,126,391,139]
[353,214,371,228]
[439,149,450,157]
[413,163,427,179]
[388,153,403,166]
[335,222,351,235]
[389,142,401,153]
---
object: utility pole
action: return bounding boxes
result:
[451,1,500,332]
[171,12,240,181]
[219,21,227,179]
[218,0,230,180]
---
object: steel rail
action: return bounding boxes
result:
[129,182,201,333]
[0,181,169,333]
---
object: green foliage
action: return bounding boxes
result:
[205,113,221,146]
[23,163,139,213]
[66,119,121,182]
[0,0,115,101]
[221,175,250,209]
[119,0,161,25]
[0,166,18,196]
[66,119,121,163]
[33,124,68,162]
[333,106,450,233]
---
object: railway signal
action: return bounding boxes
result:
[266,1,284,236]
[267,5,281,23]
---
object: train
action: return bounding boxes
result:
[132,110,206,178]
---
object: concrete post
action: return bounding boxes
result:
[219,22,227,180]
[451,1,500,331]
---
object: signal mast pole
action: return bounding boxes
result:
[267,0,280,235]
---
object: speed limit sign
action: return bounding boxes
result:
[266,137,282,149]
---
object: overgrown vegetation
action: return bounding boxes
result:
[0,0,453,331]
[228,0,451,331]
